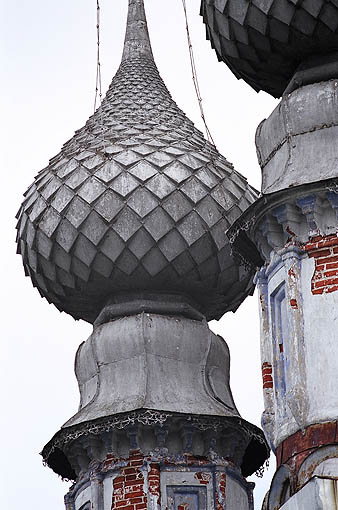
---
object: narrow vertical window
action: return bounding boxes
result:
[271,283,288,409]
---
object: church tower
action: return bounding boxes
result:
[202,1,338,508]
[16,1,268,509]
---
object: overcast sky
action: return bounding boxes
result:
[1,1,278,508]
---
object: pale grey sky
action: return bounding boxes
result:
[1,1,277,508]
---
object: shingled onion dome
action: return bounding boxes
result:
[201,0,338,98]
[16,0,258,324]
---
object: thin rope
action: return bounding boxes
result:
[94,0,105,148]
[181,0,216,147]
[94,0,102,112]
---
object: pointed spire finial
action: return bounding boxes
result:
[122,0,153,61]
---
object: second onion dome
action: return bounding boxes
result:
[201,0,338,97]
[16,0,258,324]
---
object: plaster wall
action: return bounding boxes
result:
[103,475,114,510]
[226,476,251,510]
[258,249,338,449]
[301,257,338,425]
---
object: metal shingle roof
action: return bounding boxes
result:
[16,0,258,323]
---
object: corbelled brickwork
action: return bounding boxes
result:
[305,234,338,295]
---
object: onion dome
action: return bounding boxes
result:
[201,0,338,98]
[16,0,258,323]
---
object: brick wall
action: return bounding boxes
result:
[111,450,148,510]
[106,451,247,510]
[304,234,338,295]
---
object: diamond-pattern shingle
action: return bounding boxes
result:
[94,191,123,222]
[65,167,90,190]
[128,160,157,181]
[78,177,106,204]
[55,219,78,253]
[80,212,107,245]
[162,191,191,222]
[95,161,123,183]
[145,174,176,199]
[128,188,158,218]
[110,173,139,197]
[164,161,191,183]
[180,178,208,204]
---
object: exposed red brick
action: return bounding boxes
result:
[326,285,338,293]
[324,270,338,277]
[278,421,337,467]
[129,450,141,456]
[327,261,338,269]
[290,298,298,308]
[263,382,273,389]
[288,267,296,278]
[307,248,331,258]
[309,235,323,242]
[314,277,338,288]
[262,362,273,390]
[318,254,338,264]
[276,421,338,491]
[262,372,273,379]
[124,467,137,475]
[305,235,338,295]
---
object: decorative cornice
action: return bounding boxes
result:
[42,409,269,481]
[228,178,338,267]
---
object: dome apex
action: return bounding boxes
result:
[122,0,153,62]
[16,0,258,323]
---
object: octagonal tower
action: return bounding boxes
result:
[201,0,338,508]
[16,2,268,509]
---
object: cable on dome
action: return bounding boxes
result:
[94,0,105,148]
[94,0,103,113]
[181,0,216,147]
